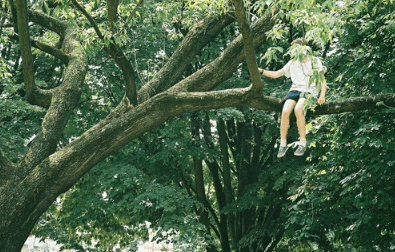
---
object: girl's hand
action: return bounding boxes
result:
[317,96,325,105]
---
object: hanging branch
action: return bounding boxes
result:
[233,0,264,93]
[7,32,69,65]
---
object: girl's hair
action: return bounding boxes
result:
[291,38,308,46]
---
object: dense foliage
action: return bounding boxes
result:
[1,0,394,251]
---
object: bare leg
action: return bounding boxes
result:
[280,99,297,144]
[294,98,306,141]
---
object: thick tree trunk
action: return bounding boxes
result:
[0,8,272,250]
[0,87,251,251]
[0,29,87,252]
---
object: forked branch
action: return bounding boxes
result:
[71,0,138,105]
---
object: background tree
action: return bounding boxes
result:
[1,0,395,251]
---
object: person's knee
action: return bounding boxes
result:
[282,104,293,115]
[294,106,304,117]
[282,99,296,118]
[294,99,305,117]
[282,108,292,118]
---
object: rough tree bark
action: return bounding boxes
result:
[1,1,88,250]
[1,1,395,251]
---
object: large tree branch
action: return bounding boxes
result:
[247,93,395,115]
[233,0,264,92]
[1,21,88,244]
[16,8,70,107]
[312,94,395,115]
[25,9,68,61]
[10,86,395,221]
[137,14,235,103]
[8,33,68,71]
[18,24,88,173]
[3,1,395,250]
[3,74,394,248]
[27,8,66,36]
[135,11,273,104]
[0,86,254,244]
[169,12,275,94]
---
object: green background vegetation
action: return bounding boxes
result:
[1,0,394,251]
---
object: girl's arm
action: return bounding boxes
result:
[317,75,327,105]
[258,68,285,79]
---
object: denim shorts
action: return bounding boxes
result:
[284,91,308,102]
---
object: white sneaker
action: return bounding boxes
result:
[294,143,307,156]
[277,145,289,158]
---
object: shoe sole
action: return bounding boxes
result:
[277,147,289,158]
[294,149,306,156]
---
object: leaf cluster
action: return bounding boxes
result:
[285,109,395,251]
[33,160,206,251]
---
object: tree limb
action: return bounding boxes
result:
[3,2,395,250]
[3,78,394,249]
[0,88,252,239]
[169,12,275,94]
[312,94,395,115]
[246,93,395,115]
[71,0,137,105]
[233,0,264,92]
[15,0,52,107]
[8,33,69,67]
[27,8,67,36]
[30,39,69,64]
[18,24,88,173]
[1,24,88,245]
[124,0,144,27]
[107,0,119,33]
[137,14,235,103]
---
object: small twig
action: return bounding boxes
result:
[124,0,144,27]
[70,0,104,39]
[376,101,395,109]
